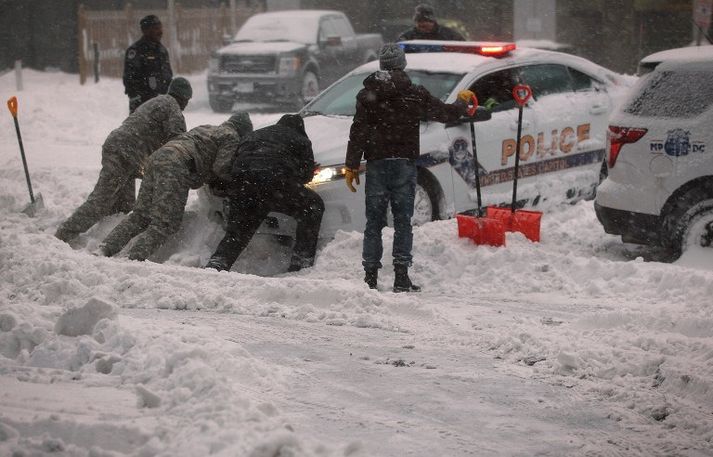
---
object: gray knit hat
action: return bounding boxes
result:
[379,43,407,71]
[413,4,436,22]
[226,111,253,136]
[168,77,193,101]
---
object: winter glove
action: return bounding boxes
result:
[483,97,499,111]
[457,90,476,103]
[344,168,360,193]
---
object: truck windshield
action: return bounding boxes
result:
[303,70,465,117]
[234,15,319,44]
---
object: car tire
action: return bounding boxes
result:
[662,187,713,259]
[412,173,440,226]
[300,71,320,106]
[209,96,233,113]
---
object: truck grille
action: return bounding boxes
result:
[221,55,276,73]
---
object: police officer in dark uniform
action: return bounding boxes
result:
[123,15,173,113]
[398,4,465,42]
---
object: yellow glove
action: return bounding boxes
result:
[457,89,476,103]
[344,168,360,193]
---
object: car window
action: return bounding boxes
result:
[624,69,713,118]
[333,16,355,37]
[517,64,573,98]
[569,68,595,91]
[303,70,464,116]
[319,18,338,42]
[469,68,518,112]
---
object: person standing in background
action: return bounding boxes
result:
[123,15,173,113]
[398,4,465,42]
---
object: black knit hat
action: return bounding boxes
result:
[413,4,436,22]
[140,15,162,31]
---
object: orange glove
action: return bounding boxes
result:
[345,168,360,192]
[457,89,476,103]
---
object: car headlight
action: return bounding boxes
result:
[310,165,347,185]
[278,56,300,76]
[209,56,220,72]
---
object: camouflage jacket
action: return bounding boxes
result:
[105,94,186,177]
[165,123,243,185]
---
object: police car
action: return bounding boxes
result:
[296,40,629,238]
[595,58,713,257]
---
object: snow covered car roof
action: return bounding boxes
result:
[348,47,623,86]
[638,44,713,74]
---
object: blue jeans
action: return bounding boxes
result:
[362,159,417,270]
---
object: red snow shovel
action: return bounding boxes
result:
[7,96,44,217]
[456,94,506,247]
[486,85,542,243]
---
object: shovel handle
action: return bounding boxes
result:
[466,93,479,117]
[7,96,18,118]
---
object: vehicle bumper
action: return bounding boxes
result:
[594,202,661,245]
[207,73,301,104]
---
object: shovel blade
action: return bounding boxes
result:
[486,206,542,242]
[21,193,44,218]
[456,213,506,247]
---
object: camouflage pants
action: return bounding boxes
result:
[55,143,136,242]
[100,148,193,261]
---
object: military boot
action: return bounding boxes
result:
[364,268,378,290]
[393,265,420,293]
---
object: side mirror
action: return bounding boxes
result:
[445,106,492,128]
[222,34,233,46]
[325,36,342,47]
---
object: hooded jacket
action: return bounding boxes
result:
[346,70,466,169]
[397,23,465,42]
[232,114,315,185]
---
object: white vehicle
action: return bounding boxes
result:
[595,58,713,257]
[206,41,627,239]
[637,44,713,75]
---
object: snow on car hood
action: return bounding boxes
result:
[303,115,353,166]
[217,41,306,56]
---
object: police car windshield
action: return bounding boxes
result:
[625,69,713,118]
[303,70,465,117]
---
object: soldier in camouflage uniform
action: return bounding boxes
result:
[54,77,193,244]
[98,112,254,261]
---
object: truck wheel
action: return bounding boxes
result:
[300,71,319,105]
[209,96,233,113]
[662,188,713,259]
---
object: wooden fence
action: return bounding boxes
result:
[78,2,263,84]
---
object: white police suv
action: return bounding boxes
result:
[298,41,629,238]
[595,57,713,257]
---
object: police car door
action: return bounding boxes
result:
[515,63,603,201]
[445,67,534,212]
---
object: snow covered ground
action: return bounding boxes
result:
[1,70,712,457]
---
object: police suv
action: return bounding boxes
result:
[296,41,629,238]
[595,57,713,257]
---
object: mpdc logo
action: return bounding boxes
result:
[664,129,691,157]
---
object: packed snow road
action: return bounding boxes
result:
[0,71,712,456]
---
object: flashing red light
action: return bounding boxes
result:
[607,126,648,168]
[400,41,516,58]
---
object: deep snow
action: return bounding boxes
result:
[0,70,712,457]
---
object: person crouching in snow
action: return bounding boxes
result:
[344,43,474,292]
[55,77,193,243]
[205,114,324,273]
[96,112,254,261]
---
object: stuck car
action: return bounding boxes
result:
[595,58,713,257]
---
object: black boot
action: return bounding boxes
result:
[393,265,420,293]
[364,268,378,289]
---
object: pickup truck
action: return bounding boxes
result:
[207,10,383,111]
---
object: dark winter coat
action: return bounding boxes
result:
[123,37,173,106]
[346,70,466,169]
[232,114,315,185]
[397,23,465,42]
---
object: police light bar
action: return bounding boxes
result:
[399,40,516,57]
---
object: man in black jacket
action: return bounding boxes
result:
[398,4,465,42]
[345,43,473,292]
[205,114,324,273]
[123,15,173,113]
